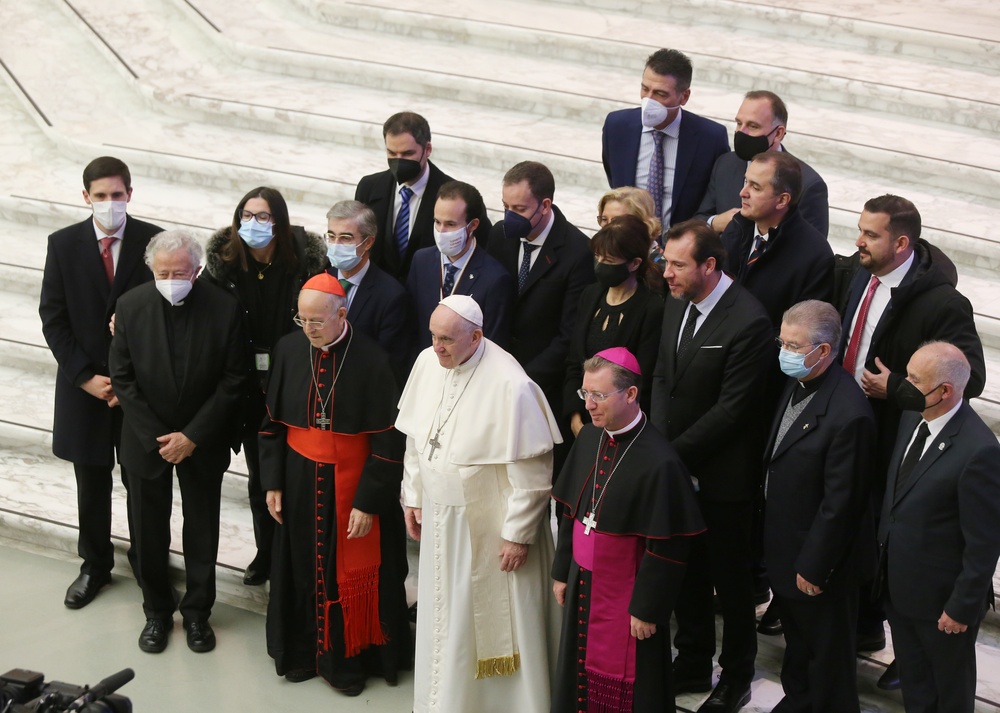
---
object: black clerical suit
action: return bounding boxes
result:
[354,161,491,281]
[39,214,162,578]
[878,404,1000,713]
[109,280,246,623]
[763,366,876,713]
[650,280,774,687]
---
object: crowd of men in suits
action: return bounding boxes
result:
[37,44,1000,713]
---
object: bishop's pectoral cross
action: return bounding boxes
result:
[427,434,442,461]
[582,511,597,536]
[315,414,331,430]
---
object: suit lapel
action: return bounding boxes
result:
[519,215,564,297]
[673,287,733,379]
[457,243,484,294]
[839,269,869,354]
[76,224,112,305]
[347,271,372,321]
[672,112,697,205]
[110,219,145,306]
[380,179,403,275]
[893,406,964,505]
[769,373,835,462]
[660,296,685,379]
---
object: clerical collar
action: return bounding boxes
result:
[606,410,643,438]
[453,338,486,374]
[792,367,829,405]
[318,322,349,352]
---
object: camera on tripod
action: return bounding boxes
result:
[0,667,133,712]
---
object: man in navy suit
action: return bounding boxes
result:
[602,49,729,228]
[355,112,490,281]
[407,181,513,349]
[877,341,1000,713]
[39,156,163,609]
[325,199,414,380]
[695,90,829,236]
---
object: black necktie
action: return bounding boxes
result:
[518,243,537,293]
[896,421,931,493]
[677,304,700,360]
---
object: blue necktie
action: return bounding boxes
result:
[394,185,414,257]
[748,233,766,265]
[442,264,459,296]
[518,243,537,294]
[647,130,665,222]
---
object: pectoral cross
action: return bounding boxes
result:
[582,511,597,536]
[427,434,442,461]
[315,414,331,430]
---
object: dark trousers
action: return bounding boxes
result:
[242,429,274,562]
[886,601,981,713]
[772,590,860,713]
[673,496,757,685]
[73,462,136,576]
[128,453,226,622]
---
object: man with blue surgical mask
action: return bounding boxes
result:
[602,48,729,227]
[325,199,414,380]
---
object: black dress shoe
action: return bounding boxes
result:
[138,617,172,653]
[757,600,782,636]
[184,620,216,652]
[284,669,317,683]
[697,681,751,713]
[242,553,270,586]
[876,659,900,690]
[335,681,365,697]
[64,572,111,609]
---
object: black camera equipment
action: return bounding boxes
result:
[0,668,133,712]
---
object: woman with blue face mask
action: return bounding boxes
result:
[201,186,328,588]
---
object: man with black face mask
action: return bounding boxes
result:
[875,341,1000,712]
[355,112,492,281]
[694,91,829,237]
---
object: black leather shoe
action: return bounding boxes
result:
[876,659,900,690]
[184,620,216,652]
[856,629,886,652]
[284,669,317,683]
[757,600,782,636]
[138,617,171,653]
[64,572,111,609]
[335,681,365,697]
[697,681,751,713]
[243,553,270,586]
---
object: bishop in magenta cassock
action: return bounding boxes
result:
[551,348,705,713]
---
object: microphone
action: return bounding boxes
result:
[65,669,134,711]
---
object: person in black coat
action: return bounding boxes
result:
[877,342,1000,713]
[764,301,876,713]
[354,112,490,281]
[201,186,328,587]
[110,230,248,654]
[564,215,663,437]
[38,156,163,609]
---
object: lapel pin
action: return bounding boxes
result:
[938,443,945,451]
[803,423,809,429]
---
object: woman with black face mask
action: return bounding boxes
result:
[563,214,665,438]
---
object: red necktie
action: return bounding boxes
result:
[99,237,117,285]
[842,275,881,375]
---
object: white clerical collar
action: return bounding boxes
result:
[92,216,127,241]
[606,410,643,437]
[523,209,555,249]
[642,108,683,139]
[876,251,915,290]
[452,338,486,374]
[319,322,349,351]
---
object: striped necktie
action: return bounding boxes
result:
[394,185,414,257]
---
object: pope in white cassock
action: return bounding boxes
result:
[396,295,563,713]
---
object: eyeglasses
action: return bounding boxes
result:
[577,388,625,403]
[596,215,611,227]
[293,314,331,330]
[240,210,273,223]
[325,232,364,245]
[774,338,818,353]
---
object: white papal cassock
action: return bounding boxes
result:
[396,338,563,713]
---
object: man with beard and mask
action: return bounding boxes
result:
[355,112,492,281]
[486,161,594,475]
[408,180,513,350]
[602,48,729,227]
[876,341,1000,713]
[324,199,414,380]
[695,90,829,236]
[109,230,247,654]
[835,194,985,689]
[39,156,163,609]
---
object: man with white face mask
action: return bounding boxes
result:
[602,49,729,228]
[109,230,247,655]
[325,199,414,380]
[39,156,163,610]
[407,181,514,350]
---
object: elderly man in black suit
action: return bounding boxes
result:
[110,230,247,655]
[325,199,414,380]
[486,161,594,469]
[695,90,829,236]
[878,341,1000,713]
[764,300,876,713]
[651,220,773,713]
[39,156,163,609]
[408,180,513,350]
[354,112,491,281]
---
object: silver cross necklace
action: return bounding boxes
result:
[582,420,646,535]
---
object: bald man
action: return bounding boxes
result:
[877,341,1000,713]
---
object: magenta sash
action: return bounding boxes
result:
[573,519,644,712]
